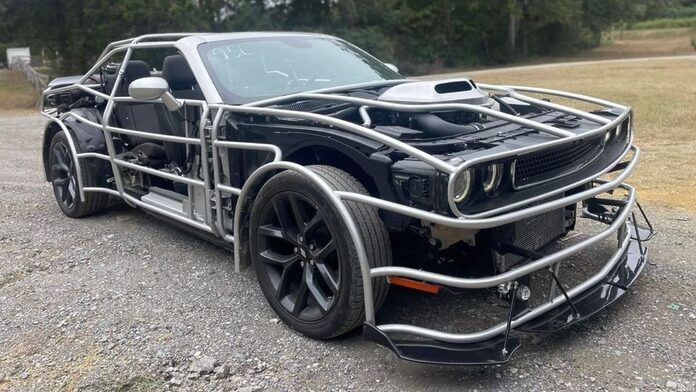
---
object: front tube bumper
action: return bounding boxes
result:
[363,181,653,365]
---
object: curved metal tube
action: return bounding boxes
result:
[40,113,86,201]
[463,142,634,219]
[377,225,632,344]
[210,103,457,174]
[480,84,629,110]
[66,112,202,146]
[369,183,635,288]
[482,85,612,125]
[297,93,576,138]
[359,106,372,127]
[336,146,638,230]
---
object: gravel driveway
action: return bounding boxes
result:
[0,113,694,391]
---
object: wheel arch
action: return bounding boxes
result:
[234,144,382,270]
[41,121,63,181]
[42,108,107,181]
[284,144,380,198]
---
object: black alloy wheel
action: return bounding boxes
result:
[256,191,340,321]
[249,165,392,339]
[50,141,77,211]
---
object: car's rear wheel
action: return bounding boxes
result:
[249,165,391,339]
[48,131,109,218]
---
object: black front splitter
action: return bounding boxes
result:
[363,323,521,365]
[363,229,649,366]
[517,230,647,333]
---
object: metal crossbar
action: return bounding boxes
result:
[41,33,640,346]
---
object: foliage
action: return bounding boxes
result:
[0,0,687,75]
[692,35,696,49]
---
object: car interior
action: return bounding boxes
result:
[100,54,205,194]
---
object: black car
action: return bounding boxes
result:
[40,32,653,365]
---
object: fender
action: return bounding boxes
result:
[234,121,395,200]
[41,107,107,181]
[63,108,107,153]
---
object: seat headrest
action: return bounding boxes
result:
[110,60,150,96]
[162,55,197,91]
[123,60,151,83]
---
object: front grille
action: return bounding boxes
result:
[492,208,566,272]
[513,136,604,188]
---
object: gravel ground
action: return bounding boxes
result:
[0,112,694,392]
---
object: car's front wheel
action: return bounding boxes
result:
[249,165,391,339]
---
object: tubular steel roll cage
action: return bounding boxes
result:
[42,34,651,354]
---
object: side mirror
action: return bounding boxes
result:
[384,63,399,74]
[128,77,182,111]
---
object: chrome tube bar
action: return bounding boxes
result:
[464,142,634,219]
[99,42,134,205]
[209,108,284,242]
[210,103,457,174]
[481,84,611,125]
[114,159,205,187]
[83,186,214,233]
[377,226,633,344]
[212,140,282,159]
[336,146,638,230]
[485,84,629,110]
[290,93,576,138]
[40,112,86,200]
[196,105,216,234]
[369,184,634,288]
[77,152,110,161]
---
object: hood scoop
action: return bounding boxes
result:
[378,78,493,107]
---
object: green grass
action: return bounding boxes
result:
[631,16,696,30]
[0,70,39,111]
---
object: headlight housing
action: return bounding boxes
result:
[483,163,503,194]
[452,169,472,203]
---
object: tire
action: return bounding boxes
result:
[48,131,109,218]
[249,165,391,339]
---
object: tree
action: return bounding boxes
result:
[0,0,658,75]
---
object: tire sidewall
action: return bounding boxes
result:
[48,131,81,217]
[249,170,361,339]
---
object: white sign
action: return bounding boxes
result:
[6,47,31,67]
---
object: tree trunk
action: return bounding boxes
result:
[338,0,358,27]
[507,0,518,54]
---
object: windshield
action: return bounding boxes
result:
[198,36,402,103]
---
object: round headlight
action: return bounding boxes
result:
[483,164,503,194]
[452,170,472,203]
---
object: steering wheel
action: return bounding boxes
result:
[287,71,318,88]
